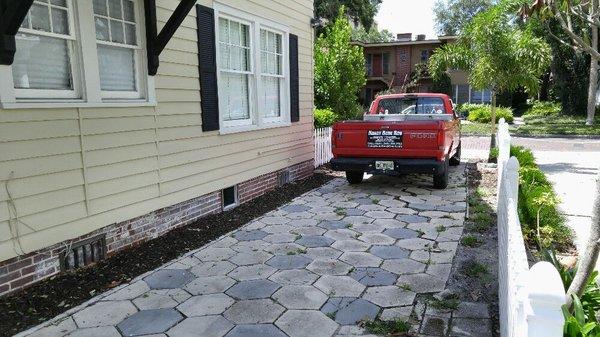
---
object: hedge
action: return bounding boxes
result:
[314,108,336,128]
[458,104,514,123]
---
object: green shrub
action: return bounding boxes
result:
[524,100,562,117]
[465,105,514,123]
[314,109,336,128]
[509,145,572,249]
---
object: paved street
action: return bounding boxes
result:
[17,165,489,337]
[463,136,600,255]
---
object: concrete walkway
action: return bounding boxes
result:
[17,165,489,337]
[463,136,600,255]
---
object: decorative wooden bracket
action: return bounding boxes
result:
[144,0,196,76]
[0,0,34,65]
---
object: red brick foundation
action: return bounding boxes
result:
[0,160,314,297]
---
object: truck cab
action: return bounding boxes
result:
[330,93,461,189]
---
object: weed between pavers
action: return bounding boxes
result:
[435,225,446,233]
[361,319,411,336]
[464,261,489,278]
[427,295,460,311]
[461,235,482,248]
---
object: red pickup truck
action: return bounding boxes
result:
[330,93,461,189]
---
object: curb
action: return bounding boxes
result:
[463,133,600,140]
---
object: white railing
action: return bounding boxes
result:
[314,126,333,168]
[497,119,566,337]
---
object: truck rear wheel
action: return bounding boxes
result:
[433,159,449,189]
[449,142,461,166]
[346,171,364,184]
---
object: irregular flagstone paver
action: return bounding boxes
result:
[166,316,233,337]
[223,299,285,324]
[266,255,313,270]
[23,166,474,337]
[273,285,329,309]
[176,293,234,316]
[116,309,182,336]
[276,310,338,337]
[143,269,195,290]
[296,235,335,248]
[321,298,380,325]
[224,324,288,337]
[73,301,138,328]
[314,275,366,297]
[370,245,410,259]
[225,279,281,300]
[269,269,319,285]
[349,267,397,286]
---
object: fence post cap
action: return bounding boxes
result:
[506,157,520,171]
[526,261,567,304]
[499,117,506,124]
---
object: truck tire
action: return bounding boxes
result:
[346,171,364,184]
[449,142,461,166]
[433,158,449,189]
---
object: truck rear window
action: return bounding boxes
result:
[376,97,446,115]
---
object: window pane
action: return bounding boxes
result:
[219,18,229,43]
[31,4,51,32]
[220,73,250,121]
[50,0,67,7]
[123,0,135,22]
[230,21,241,45]
[263,77,281,118]
[260,30,267,50]
[110,20,124,43]
[108,0,122,19]
[97,45,136,91]
[268,53,277,74]
[241,24,249,47]
[261,52,268,74]
[219,44,230,69]
[13,34,72,90]
[51,8,69,34]
[457,85,469,105]
[125,23,136,45]
[93,0,108,15]
[95,17,109,41]
[275,34,282,53]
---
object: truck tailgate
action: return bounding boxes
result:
[332,121,445,159]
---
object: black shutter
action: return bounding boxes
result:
[289,34,300,123]
[196,5,219,131]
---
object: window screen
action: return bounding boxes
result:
[376,97,446,115]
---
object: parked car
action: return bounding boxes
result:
[330,93,461,189]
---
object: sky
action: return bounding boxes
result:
[375,0,438,39]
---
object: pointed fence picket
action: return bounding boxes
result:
[314,127,333,168]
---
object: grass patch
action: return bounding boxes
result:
[334,208,347,216]
[464,261,489,278]
[470,213,492,233]
[428,296,460,311]
[362,319,411,336]
[513,115,600,136]
[436,225,446,233]
[461,235,482,247]
[461,121,492,136]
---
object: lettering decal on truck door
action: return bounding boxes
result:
[367,130,403,148]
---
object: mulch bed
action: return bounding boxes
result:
[1,173,334,336]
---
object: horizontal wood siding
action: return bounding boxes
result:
[0,0,314,262]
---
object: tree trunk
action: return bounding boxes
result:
[566,172,600,307]
[587,3,599,126]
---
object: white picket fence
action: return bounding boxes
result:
[314,127,333,168]
[496,119,566,337]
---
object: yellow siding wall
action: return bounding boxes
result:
[0,0,314,262]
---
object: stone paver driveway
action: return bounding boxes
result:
[20,166,468,337]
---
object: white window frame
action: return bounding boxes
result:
[259,26,286,125]
[214,3,290,134]
[0,0,155,109]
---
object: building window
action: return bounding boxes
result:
[365,54,373,76]
[399,50,407,63]
[218,17,252,126]
[260,29,283,120]
[454,84,470,105]
[215,4,290,133]
[420,49,430,62]
[0,0,152,107]
[13,0,79,99]
[382,53,390,75]
[94,0,141,98]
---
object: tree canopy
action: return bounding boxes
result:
[351,25,394,43]
[429,1,551,95]
[315,0,382,31]
[434,0,494,35]
[315,7,366,120]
